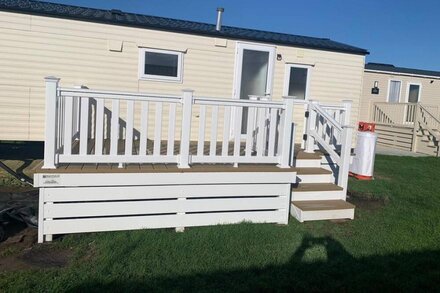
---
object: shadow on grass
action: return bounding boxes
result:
[68,235,439,292]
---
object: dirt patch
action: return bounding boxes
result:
[0,227,37,256]
[0,228,73,273]
[20,246,73,269]
[0,186,36,193]
[0,181,73,273]
[347,190,388,211]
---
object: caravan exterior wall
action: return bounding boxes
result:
[0,11,365,141]
[361,71,440,121]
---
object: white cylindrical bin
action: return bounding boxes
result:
[349,131,377,180]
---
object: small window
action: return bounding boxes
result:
[388,80,401,103]
[139,48,183,82]
[284,65,310,100]
[408,84,421,103]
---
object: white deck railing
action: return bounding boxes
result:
[304,100,353,193]
[43,77,354,191]
[371,102,440,126]
[43,77,295,169]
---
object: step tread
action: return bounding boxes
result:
[295,150,322,160]
[293,183,343,192]
[292,200,355,211]
[296,168,333,175]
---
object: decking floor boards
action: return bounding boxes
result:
[33,140,305,174]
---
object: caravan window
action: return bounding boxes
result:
[387,80,401,103]
[283,64,311,100]
[407,83,421,103]
[139,48,183,82]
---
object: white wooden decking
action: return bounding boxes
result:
[34,163,296,243]
[35,78,357,242]
[371,102,440,156]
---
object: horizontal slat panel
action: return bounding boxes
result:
[376,141,412,150]
[44,210,285,234]
[376,136,412,144]
[375,125,414,134]
[44,197,286,218]
[44,184,286,201]
[375,130,413,139]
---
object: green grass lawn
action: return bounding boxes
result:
[1,155,440,292]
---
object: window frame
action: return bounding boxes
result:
[386,79,402,103]
[283,63,312,100]
[405,82,422,103]
[138,48,183,82]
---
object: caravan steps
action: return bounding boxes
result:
[292,183,343,201]
[292,149,355,222]
[296,167,334,183]
[291,200,355,222]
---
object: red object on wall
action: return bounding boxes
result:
[358,122,375,132]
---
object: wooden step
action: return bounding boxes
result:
[294,150,322,167]
[296,168,334,184]
[292,183,343,201]
[295,150,322,160]
[293,183,342,192]
[291,200,355,222]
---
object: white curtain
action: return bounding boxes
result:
[388,81,401,103]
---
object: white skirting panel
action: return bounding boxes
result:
[36,171,296,243]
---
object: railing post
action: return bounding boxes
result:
[338,100,353,197]
[43,76,60,169]
[338,125,353,197]
[411,103,420,153]
[305,100,318,153]
[341,100,352,126]
[278,96,294,168]
[179,89,194,168]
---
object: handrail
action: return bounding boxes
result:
[194,96,285,109]
[313,103,343,131]
[374,102,417,106]
[60,87,181,99]
[419,120,440,140]
[420,104,440,125]
[60,88,182,103]
[304,99,352,196]
[321,105,345,111]
[417,104,440,142]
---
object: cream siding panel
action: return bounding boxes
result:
[0,11,364,142]
[0,85,30,140]
[0,12,31,31]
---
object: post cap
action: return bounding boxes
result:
[342,99,353,104]
[182,89,195,93]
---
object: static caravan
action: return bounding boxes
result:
[0,0,368,242]
[361,63,440,156]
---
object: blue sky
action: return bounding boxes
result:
[50,0,440,71]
